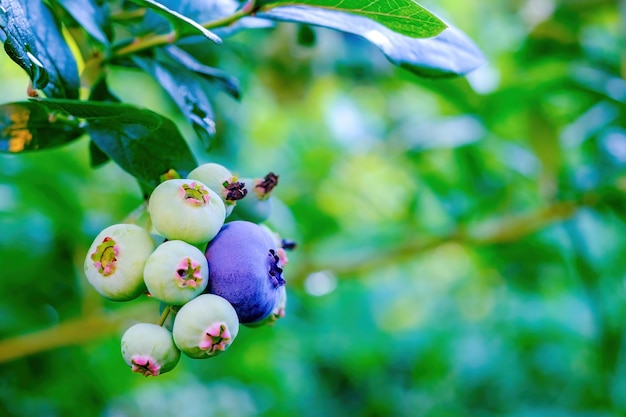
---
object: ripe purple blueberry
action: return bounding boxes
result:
[259,224,290,266]
[121,323,181,376]
[84,224,155,301]
[204,220,286,324]
[187,163,247,217]
[143,240,209,305]
[172,294,239,358]
[148,179,226,245]
[244,285,287,328]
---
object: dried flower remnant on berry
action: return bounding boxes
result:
[276,248,289,266]
[90,237,119,276]
[268,249,285,287]
[199,322,231,355]
[281,239,297,250]
[175,258,204,289]
[223,180,247,201]
[266,305,286,326]
[179,182,210,205]
[254,172,279,198]
[130,355,161,377]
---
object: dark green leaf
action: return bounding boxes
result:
[133,55,217,147]
[0,0,50,89]
[86,77,123,167]
[297,24,317,47]
[25,0,80,98]
[53,0,109,45]
[1,0,80,98]
[88,139,109,167]
[258,0,446,39]
[164,46,241,99]
[0,101,84,152]
[88,75,122,104]
[35,98,198,189]
[257,6,485,77]
[128,0,221,44]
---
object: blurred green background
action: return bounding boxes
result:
[2,0,626,416]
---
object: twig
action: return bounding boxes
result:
[113,0,257,58]
[291,201,580,280]
[0,303,154,363]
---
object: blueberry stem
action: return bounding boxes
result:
[157,306,172,327]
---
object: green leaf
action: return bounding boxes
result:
[88,139,109,167]
[0,0,80,98]
[0,101,84,152]
[258,0,446,39]
[88,75,122,104]
[23,0,80,98]
[52,0,109,45]
[1,0,50,90]
[132,55,216,147]
[127,0,222,44]
[297,24,317,47]
[34,99,198,190]
[257,6,485,77]
[86,77,122,167]
[164,46,241,99]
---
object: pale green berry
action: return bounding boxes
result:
[84,224,155,301]
[148,179,226,245]
[121,323,180,376]
[229,173,278,224]
[187,163,247,217]
[172,294,239,359]
[144,240,209,305]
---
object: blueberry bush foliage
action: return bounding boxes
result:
[0,0,625,416]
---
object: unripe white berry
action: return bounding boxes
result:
[84,224,155,301]
[121,323,181,376]
[148,179,226,245]
[172,294,239,359]
[144,240,209,305]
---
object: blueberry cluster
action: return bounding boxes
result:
[84,163,291,376]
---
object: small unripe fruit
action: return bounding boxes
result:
[187,163,247,217]
[84,224,155,301]
[144,240,209,305]
[172,294,239,358]
[148,179,226,245]
[204,221,286,324]
[121,323,180,376]
[229,173,278,224]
